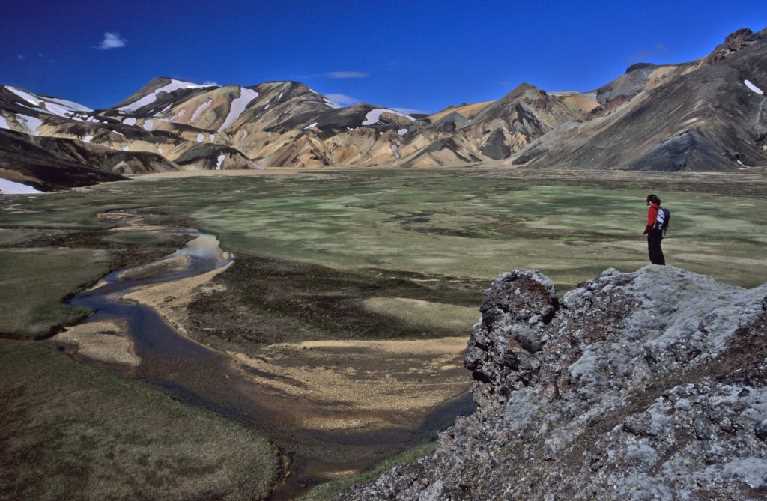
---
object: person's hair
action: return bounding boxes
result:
[646,194,662,205]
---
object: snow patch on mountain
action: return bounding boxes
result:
[82,135,94,143]
[745,79,764,95]
[119,79,211,113]
[17,115,42,135]
[5,86,42,107]
[44,101,78,118]
[219,88,259,131]
[5,87,92,119]
[196,133,204,143]
[304,122,318,130]
[47,97,92,113]
[0,178,42,195]
[143,119,155,131]
[0,115,9,130]
[398,128,408,136]
[324,97,341,109]
[216,154,225,170]
[191,99,212,123]
[362,108,415,126]
[123,117,137,126]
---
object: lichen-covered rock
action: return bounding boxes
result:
[340,265,767,501]
[464,270,558,410]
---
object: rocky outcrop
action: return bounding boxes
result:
[340,266,767,500]
[704,28,763,64]
[174,143,257,170]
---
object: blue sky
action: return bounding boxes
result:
[2,0,765,112]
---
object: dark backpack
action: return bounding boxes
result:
[656,207,671,236]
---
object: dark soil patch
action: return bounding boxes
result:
[187,253,484,355]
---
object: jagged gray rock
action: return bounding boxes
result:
[339,265,767,501]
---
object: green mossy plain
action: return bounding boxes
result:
[298,441,438,501]
[0,248,110,338]
[0,340,279,501]
[2,168,767,500]
[4,169,767,291]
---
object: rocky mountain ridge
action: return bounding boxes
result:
[339,266,767,500]
[0,27,765,191]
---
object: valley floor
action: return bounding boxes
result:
[2,166,767,500]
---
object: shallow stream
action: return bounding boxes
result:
[66,232,472,499]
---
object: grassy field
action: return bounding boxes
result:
[2,167,767,499]
[299,441,438,501]
[3,169,767,291]
[0,248,110,338]
[184,172,766,288]
[0,340,279,501]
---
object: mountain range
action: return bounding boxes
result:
[1,27,765,191]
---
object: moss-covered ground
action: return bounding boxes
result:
[4,170,766,294]
[2,167,766,499]
[0,340,279,501]
[0,248,110,338]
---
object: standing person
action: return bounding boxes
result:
[643,194,667,265]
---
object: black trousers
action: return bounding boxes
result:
[647,229,665,265]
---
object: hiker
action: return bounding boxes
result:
[643,194,670,265]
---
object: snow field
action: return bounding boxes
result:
[219,88,259,131]
[362,108,415,126]
[0,178,42,195]
[119,79,212,113]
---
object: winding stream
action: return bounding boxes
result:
[64,231,472,499]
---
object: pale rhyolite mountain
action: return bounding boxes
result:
[0,27,765,191]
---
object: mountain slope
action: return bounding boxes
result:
[0,130,127,190]
[400,83,581,166]
[1,26,766,188]
[515,28,767,170]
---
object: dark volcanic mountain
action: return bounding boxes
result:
[516,28,767,171]
[1,27,765,190]
[0,130,126,191]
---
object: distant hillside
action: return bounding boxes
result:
[516,28,767,171]
[1,27,765,190]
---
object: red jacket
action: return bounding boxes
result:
[645,202,660,234]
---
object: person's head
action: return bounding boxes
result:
[646,194,661,206]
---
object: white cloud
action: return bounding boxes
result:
[98,32,126,50]
[325,93,361,107]
[326,71,369,79]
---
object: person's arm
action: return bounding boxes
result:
[644,205,657,234]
